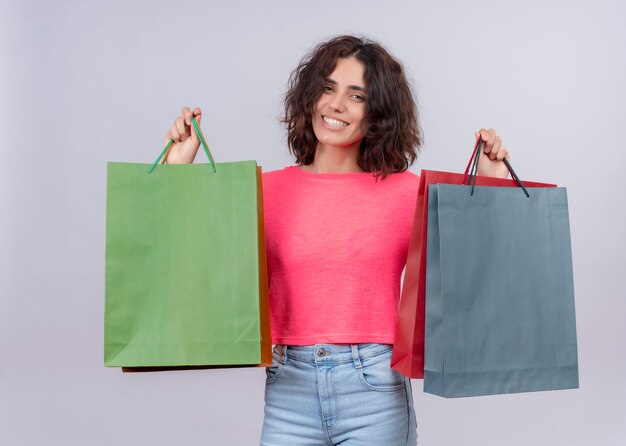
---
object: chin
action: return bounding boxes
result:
[318,138,352,149]
[315,132,357,147]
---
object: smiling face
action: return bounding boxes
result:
[311,56,367,151]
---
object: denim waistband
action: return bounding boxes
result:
[273,343,393,365]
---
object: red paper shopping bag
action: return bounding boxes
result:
[391,138,556,378]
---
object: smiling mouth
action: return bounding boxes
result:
[322,115,349,127]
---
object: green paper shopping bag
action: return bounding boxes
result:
[104,117,271,370]
[423,145,579,397]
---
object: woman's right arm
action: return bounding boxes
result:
[161,106,203,164]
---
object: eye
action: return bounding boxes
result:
[351,94,366,102]
[323,85,334,93]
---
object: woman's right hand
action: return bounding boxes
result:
[162,106,203,164]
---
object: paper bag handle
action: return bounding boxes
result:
[462,135,519,179]
[465,137,530,198]
[148,115,217,173]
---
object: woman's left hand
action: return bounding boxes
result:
[475,128,510,179]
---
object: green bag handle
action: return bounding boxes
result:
[148,115,217,173]
[466,138,530,198]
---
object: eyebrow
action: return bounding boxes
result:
[325,78,367,93]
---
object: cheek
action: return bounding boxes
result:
[353,112,367,135]
[353,105,366,125]
[313,95,326,114]
[311,116,331,143]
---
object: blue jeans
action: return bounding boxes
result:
[260,343,418,445]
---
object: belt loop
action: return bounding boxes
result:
[278,344,287,364]
[351,344,362,369]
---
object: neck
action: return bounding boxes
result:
[301,141,364,173]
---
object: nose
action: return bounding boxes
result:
[327,95,347,113]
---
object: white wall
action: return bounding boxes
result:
[1,0,624,444]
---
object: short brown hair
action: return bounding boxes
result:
[283,35,422,180]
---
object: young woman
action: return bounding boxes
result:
[162,35,510,446]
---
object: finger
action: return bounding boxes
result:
[484,128,496,153]
[175,116,189,142]
[497,147,508,161]
[478,128,489,142]
[192,107,202,125]
[478,129,491,153]
[170,121,180,141]
[182,106,192,125]
[490,136,502,160]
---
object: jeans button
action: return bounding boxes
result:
[317,349,327,357]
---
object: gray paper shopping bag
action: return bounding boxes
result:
[423,180,579,398]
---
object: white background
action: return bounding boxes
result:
[1,0,624,444]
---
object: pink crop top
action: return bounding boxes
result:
[262,165,420,345]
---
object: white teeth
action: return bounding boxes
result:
[323,116,348,127]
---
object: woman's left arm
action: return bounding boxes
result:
[475,128,510,179]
